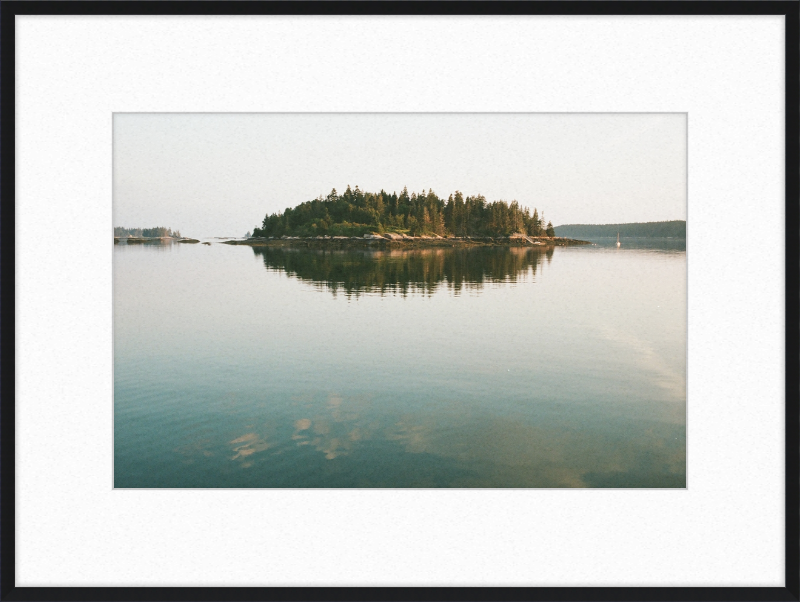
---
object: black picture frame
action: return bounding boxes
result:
[1,2,797,601]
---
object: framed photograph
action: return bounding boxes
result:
[2,1,797,600]
[112,111,688,490]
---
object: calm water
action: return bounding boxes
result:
[114,239,686,488]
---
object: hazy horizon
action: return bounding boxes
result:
[113,113,687,239]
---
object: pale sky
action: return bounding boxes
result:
[113,113,686,238]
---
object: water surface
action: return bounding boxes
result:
[114,240,686,487]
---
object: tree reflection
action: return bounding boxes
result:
[251,246,549,297]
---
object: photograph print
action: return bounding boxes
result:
[113,113,687,488]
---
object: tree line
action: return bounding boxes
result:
[253,186,556,239]
[553,221,686,239]
[114,226,182,238]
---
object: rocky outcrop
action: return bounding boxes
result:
[114,236,198,245]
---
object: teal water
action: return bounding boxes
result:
[114,240,686,488]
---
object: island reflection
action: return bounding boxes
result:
[251,246,554,297]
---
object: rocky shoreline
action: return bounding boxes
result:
[114,237,199,244]
[114,234,591,248]
[222,233,590,248]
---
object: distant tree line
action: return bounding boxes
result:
[253,186,555,239]
[114,226,182,238]
[553,220,686,239]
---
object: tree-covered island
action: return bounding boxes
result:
[252,186,557,239]
[115,226,182,238]
[114,227,200,244]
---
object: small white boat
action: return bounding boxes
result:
[616,232,621,248]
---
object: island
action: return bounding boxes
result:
[113,226,198,244]
[226,186,590,248]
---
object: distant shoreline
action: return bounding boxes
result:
[554,220,685,239]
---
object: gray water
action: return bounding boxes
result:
[114,240,686,488]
